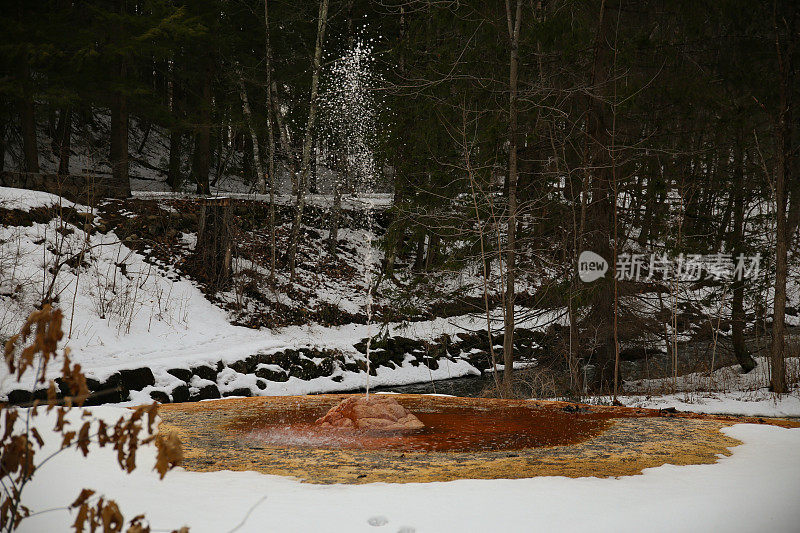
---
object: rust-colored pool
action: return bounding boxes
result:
[228,400,611,452]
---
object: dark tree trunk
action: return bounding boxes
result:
[770,7,795,394]
[56,107,72,175]
[195,197,233,288]
[287,0,329,280]
[192,62,212,195]
[585,0,616,394]
[0,105,6,173]
[168,130,182,190]
[110,56,130,194]
[413,233,425,271]
[502,0,523,397]
[425,232,440,270]
[328,167,343,255]
[730,142,756,373]
[20,58,39,174]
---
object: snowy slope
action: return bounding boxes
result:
[0,186,485,400]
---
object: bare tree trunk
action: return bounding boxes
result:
[270,81,295,173]
[110,58,130,193]
[20,58,39,174]
[413,233,425,270]
[464,112,502,394]
[425,231,440,270]
[168,131,182,190]
[731,141,757,372]
[264,0,277,284]
[167,56,182,191]
[502,0,523,396]
[0,102,7,173]
[770,18,791,393]
[193,62,212,195]
[327,0,354,257]
[56,107,71,175]
[238,73,265,192]
[328,174,343,254]
[287,0,329,280]
[772,132,788,393]
[585,0,617,393]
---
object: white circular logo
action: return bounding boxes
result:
[578,250,608,282]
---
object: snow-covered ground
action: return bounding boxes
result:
[618,391,800,418]
[617,356,800,417]
[0,186,514,399]
[14,405,800,533]
[3,185,799,418]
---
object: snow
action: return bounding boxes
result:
[618,356,800,417]
[618,392,800,418]
[0,185,78,211]
[14,405,800,532]
[2,184,797,414]
[0,185,484,399]
[132,190,394,210]
[485,361,537,373]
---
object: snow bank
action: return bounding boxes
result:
[15,405,800,532]
[0,185,77,210]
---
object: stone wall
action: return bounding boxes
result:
[0,171,131,204]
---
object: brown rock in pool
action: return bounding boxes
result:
[315,395,425,431]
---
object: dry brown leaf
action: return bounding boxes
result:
[71,488,96,508]
[154,431,183,479]
[62,430,76,448]
[100,499,124,532]
[72,503,89,533]
[77,421,91,456]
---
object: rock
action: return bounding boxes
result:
[167,368,192,382]
[53,378,69,397]
[93,373,129,403]
[393,336,422,352]
[228,356,259,375]
[192,365,218,381]
[446,343,460,357]
[171,385,190,403]
[223,387,252,397]
[150,390,171,403]
[255,366,289,382]
[193,384,221,401]
[7,389,32,404]
[289,358,320,380]
[423,357,439,371]
[32,389,49,401]
[455,332,477,345]
[119,367,155,391]
[315,396,425,432]
[317,358,335,377]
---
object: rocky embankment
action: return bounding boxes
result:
[5,328,545,406]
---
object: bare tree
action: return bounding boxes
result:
[501,0,523,396]
[769,3,795,393]
[264,0,277,285]
[287,0,330,280]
